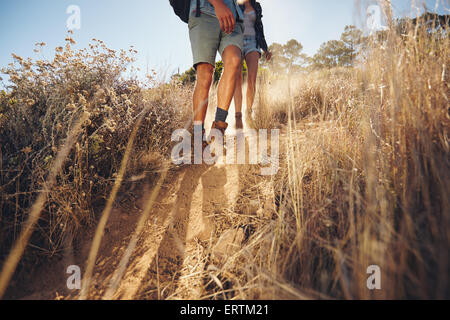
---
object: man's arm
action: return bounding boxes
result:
[208,0,235,34]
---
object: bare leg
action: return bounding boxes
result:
[245,51,260,114]
[193,63,214,122]
[217,45,242,112]
[233,61,244,129]
[233,61,243,114]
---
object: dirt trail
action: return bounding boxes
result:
[94,163,242,300]
[10,117,273,300]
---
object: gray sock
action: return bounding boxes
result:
[194,123,204,132]
[215,107,228,123]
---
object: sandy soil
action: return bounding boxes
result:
[7,108,275,300]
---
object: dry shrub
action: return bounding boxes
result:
[0,35,191,268]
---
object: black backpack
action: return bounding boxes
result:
[169,0,200,23]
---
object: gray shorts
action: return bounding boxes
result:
[189,13,244,68]
[243,36,262,57]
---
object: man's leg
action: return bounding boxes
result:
[193,63,214,123]
[211,17,243,140]
[233,61,243,114]
[209,45,241,155]
[192,63,214,160]
[217,45,242,115]
[210,45,242,139]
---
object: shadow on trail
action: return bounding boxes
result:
[135,164,228,299]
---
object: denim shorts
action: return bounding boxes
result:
[243,36,261,57]
[189,13,244,68]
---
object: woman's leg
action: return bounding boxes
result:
[233,61,244,114]
[234,61,244,129]
[245,51,260,114]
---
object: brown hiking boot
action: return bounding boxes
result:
[208,121,228,158]
[235,112,243,129]
[210,121,228,140]
[201,129,209,151]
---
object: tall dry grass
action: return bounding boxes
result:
[243,13,449,299]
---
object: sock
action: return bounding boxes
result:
[215,107,228,123]
[193,121,204,133]
[193,122,204,163]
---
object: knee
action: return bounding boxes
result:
[226,55,242,73]
[196,64,214,89]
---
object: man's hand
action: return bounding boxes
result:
[209,0,235,34]
[264,51,272,61]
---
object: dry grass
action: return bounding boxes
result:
[0,35,191,286]
[243,13,449,299]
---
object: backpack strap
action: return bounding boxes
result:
[235,2,244,23]
[196,0,200,17]
[235,5,243,23]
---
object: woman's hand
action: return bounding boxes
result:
[264,51,272,61]
[209,0,235,34]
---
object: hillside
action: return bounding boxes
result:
[1,14,449,300]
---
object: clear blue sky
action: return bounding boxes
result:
[0,0,448,83]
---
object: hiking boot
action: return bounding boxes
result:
[210,121,228,140]
[201,130,210,152]
[235,112,243,129]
